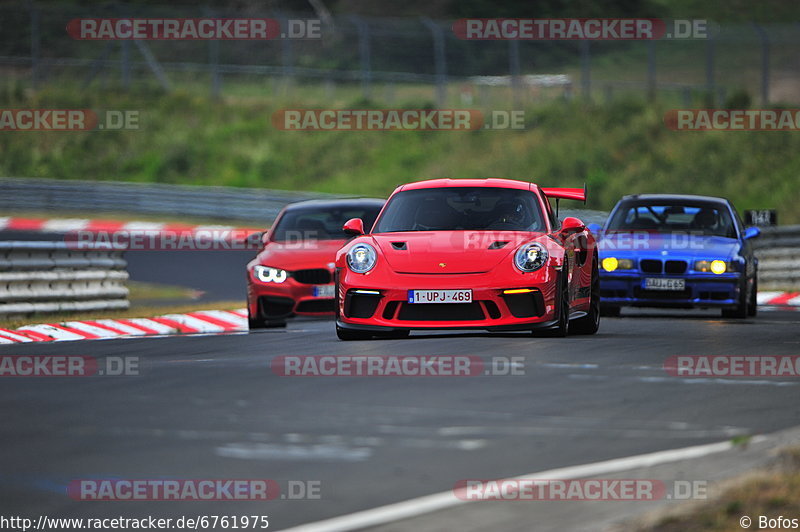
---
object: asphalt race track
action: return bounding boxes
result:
[1,307,799,530]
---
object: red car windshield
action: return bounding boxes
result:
[373,187,546,233]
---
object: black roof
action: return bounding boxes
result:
[619,194,730,205]
[283,198,385,211]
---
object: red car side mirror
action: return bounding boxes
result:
[343,218,365,236]
[560,217,585,234]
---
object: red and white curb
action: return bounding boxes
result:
[757,291,800,308]
[0,309,247,344]
[0,216,259,238]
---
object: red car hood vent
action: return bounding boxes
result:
[372,231,534,274]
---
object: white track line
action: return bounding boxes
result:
[282,438,760,532]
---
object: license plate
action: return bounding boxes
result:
[643,278,685,291]
[408,289,472,304]
[313,284,335,298]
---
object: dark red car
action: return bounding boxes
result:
[247,199,384,328]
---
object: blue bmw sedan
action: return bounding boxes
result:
[591,194,760,318]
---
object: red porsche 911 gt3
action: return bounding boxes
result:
[247,198,384,328]
[334,178,599,340]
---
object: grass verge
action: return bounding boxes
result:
[636,447,800,531]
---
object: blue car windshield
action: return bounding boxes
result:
[606,202,737,238]
[372,187,546,233]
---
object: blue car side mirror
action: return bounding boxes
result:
[743,226,761,240]
[587,223,602,235]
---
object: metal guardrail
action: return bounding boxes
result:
[0,177,336,224]
[0,241,129,316]
[753,225,800,291]
[2,177,798,290]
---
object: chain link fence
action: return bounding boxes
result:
[2,3,800,106]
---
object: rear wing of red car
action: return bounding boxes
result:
[541,185,587,204]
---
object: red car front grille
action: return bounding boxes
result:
[396,302,486,321]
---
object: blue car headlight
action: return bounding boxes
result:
[601,257,634,272]
[694,260,735,274]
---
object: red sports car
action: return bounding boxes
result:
[247,198,384,328]
[334,178,599,340]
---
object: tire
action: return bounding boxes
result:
[534,267,569,337]
[747,278,758,317]
[248,306,286,329]
[336,324,373,341]
[248,317,287,329]
[721,279,748,319]
[600,305,621,317]
[571,258,600,335]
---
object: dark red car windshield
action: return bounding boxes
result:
[373,187,546,233]
[272,205,382,241]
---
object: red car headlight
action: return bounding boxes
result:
[514,243,548,272]
[347,243,377,273]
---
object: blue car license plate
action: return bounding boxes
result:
[643,278,685,291]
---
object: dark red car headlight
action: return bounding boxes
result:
[253,265,288,283]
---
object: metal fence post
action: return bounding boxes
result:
[133,41,172,91]
[752,23,770,105]
[421,17,447,108]
[509,39,521,108]
[207,8,221,99]
[705,34,715,106]
[580,40,591,101]
[121,40,131,90]
[682,86,692,107]
[350,16,372,100]
[275,13,294,94]
[647,40,656,102]
[29,3,40,89]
